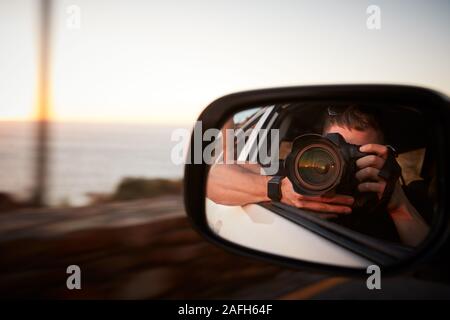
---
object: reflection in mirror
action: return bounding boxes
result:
[205,102,439,268]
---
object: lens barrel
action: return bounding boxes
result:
[286,134,344,196]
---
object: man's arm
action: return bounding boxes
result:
[387,183,429,247]
[207,163,354,215]
[357,144,430,246]
[207,163,270,206]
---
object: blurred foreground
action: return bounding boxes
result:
[0,194,329,299]
[2,193,450,299]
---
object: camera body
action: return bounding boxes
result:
[285,132,369,199]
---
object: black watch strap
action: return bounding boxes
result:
[268,176,283,202]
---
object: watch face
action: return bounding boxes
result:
[269,177,282,201]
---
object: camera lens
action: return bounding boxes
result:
[286,134,345,195]
[295,146,340,191]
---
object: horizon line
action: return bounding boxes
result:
[0,117,193,127]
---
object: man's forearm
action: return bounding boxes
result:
[207,163,270,206]
[389,199,429,247]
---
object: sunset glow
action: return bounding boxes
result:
[1,0,450,125]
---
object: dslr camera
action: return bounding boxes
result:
[285,132,371,200]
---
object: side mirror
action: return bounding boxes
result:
[184,85,450,276]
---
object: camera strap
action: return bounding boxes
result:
[377,146,402,208]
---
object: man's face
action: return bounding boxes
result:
[324,124,382,145]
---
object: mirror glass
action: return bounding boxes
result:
[204,102,439,268]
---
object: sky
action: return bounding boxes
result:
[0,0,449,125]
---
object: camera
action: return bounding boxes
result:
[285,132,369,198]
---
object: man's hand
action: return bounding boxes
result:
[356,143,402,210]
[356,144,430,246]
[280,177,354,219]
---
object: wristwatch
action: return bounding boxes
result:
[267,176,283,202]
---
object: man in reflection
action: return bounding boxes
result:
[207,105,429,247]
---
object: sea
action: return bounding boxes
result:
[0,121,189,206]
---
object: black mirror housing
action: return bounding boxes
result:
[184,84,450,276]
